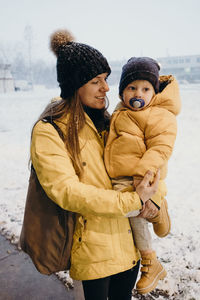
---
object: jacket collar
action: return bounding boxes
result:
[114,75,181,116]
[85,112,99,134]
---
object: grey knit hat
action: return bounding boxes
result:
[119,57,160,96]
[50,30,111,98]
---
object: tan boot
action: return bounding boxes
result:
[147,198,171,237]
[136,251,167,295]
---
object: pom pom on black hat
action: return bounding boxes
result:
[50,30,74,57]
[50,28,111,98]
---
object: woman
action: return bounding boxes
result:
[30,29,159,300]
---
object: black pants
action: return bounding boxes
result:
[82,261,140,300]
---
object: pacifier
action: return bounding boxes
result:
[129,98,145,109]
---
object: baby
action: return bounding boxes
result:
[104,57,181,294]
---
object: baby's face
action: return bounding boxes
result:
[122,80,155,111]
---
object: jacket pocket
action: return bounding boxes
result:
[71,231,113,264]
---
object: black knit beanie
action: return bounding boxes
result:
[119,57,160,96]
[50,30,111,99]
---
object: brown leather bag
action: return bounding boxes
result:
[20,119,76,275]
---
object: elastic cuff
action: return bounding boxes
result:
[150,199,160,210]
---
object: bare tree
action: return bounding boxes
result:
[24,25,33,89]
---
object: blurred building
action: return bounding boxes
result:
[109,55,200,85]
[0,64,15,93]
[157,55,200,82]
[108,60,126,86]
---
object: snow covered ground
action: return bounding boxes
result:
[0,84,200,299]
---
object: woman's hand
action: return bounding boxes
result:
[137,199,158,218]
[136,170,160,204]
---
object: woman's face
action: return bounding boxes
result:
[78,73,109,109]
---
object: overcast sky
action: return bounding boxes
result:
[0,0,200,63]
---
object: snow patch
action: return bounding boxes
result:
[1,85,200,299]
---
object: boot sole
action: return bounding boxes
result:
[136,268,167,295]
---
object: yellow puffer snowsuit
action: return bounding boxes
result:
[31,112,143,280]
[104,75,181,203]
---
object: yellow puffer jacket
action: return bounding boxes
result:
[31,113,142,280]
[104,75,181,181]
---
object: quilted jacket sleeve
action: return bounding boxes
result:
[31,121,142,217]
[133,108,177,178]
